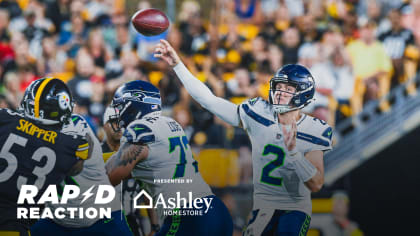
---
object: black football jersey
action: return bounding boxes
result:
[0,109,88,228]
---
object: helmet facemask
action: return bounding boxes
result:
[269,75,315,114]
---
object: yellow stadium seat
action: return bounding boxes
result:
[311,198,333,213]
[195,149,240,187]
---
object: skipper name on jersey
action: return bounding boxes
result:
[16,185,115,219]
[16,119,57,144]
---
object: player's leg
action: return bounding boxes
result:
[244,209,276,236]
[156,195,233,236]
[275,210,311,236]
[199,195,233,236]
[30,218,73,236]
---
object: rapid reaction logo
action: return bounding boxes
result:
[17,185,115,219]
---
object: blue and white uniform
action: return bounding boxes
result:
[173,62,333,236]
[123,113,233,236]
[238,98,332,235]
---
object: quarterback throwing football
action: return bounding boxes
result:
[155,39,333,236]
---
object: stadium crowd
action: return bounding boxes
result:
[0,0,418,188]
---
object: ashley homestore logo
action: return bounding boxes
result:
[134,190,213,216]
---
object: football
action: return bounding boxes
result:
[131,8,169,36]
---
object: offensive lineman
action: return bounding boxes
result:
[105,80,233,236]
[155,40,333,236]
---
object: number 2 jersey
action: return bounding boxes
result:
[124,114,212,221]
[238,98,333,216]
[0,109,88,228]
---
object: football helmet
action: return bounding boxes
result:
[110,80,161,132]
[269,64,315,114]
[20,77,74,125]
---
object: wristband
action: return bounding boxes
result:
[289,151,317,182]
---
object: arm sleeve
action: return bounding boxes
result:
[173,62,240,127]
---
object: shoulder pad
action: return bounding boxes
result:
[239,97,275,128]
[123,120,155,145]
[297,115,333,149]
[61,114,89,137]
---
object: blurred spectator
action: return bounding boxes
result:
[346,19,392,107]
[241,35,267,71]
[179,12,208,57]
[0,10,11,42]
[0,0,22,19]
[255,61,271,100]
[3,71,22,108]
[379,8,416,87]
[330,47,355,123]
[281,27,300,65]
[229,0,263,25]
[87,28,112,69]
[105,50,143,94]
[172,104,194,140]
[108,13,132,59]
[17,64,38,93]
[58,12,89,58]
[402,0,420,45]
[226,67,256,99]
[267,44,283,73]
[38,35,68,75]
[67,49,95,106]
[311,191,364,236]
[44,0,72,33]
[284,0,304,18]
[0,93,10,109]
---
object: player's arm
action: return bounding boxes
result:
[155,39,241,127]
[144,197,160,235]
[105,142,149,186]
[67,131,95,176]
[303,150,324,192]
[283,123,324,192]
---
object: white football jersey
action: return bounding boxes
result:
[238,98,332,216]
[126,114,212,220]
[48,114,121,228]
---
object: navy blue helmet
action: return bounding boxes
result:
[110,80,161,131]
[269,64,315,113]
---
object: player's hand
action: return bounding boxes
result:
[282,121,297,152]
[154,39,181,67]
